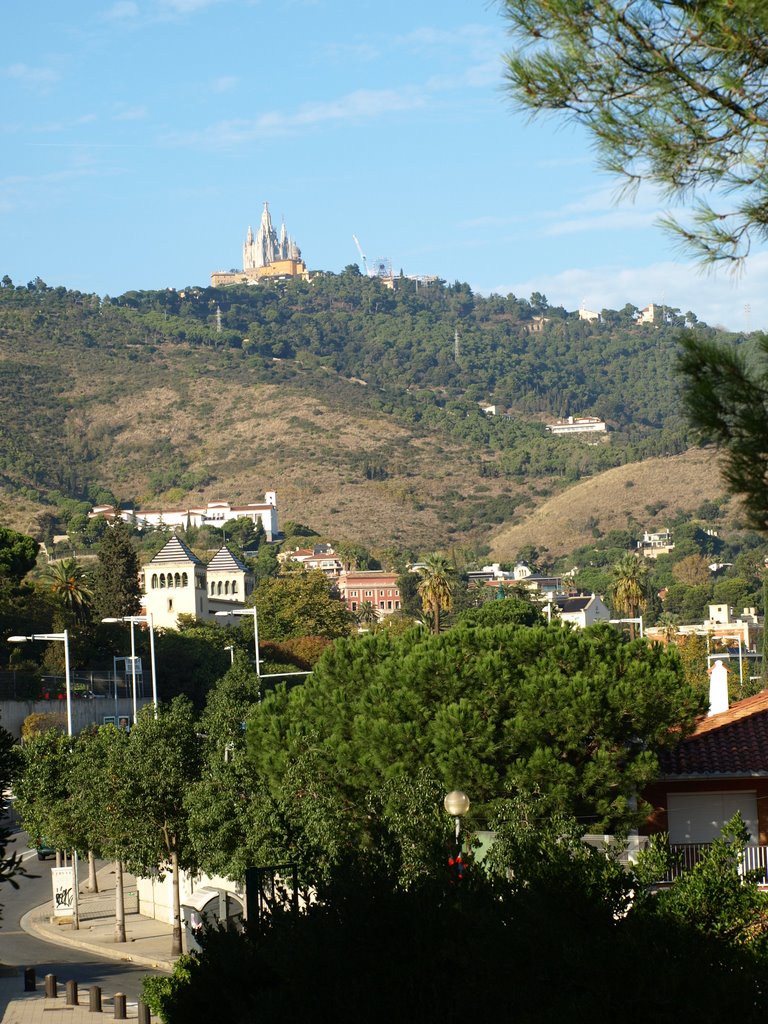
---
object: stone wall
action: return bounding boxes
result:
[1,698,152,739]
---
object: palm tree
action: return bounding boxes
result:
[41,558,94,624]
[417,554,454,635]
[609,554,651,638]
[356,601,378,629]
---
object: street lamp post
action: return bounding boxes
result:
[444,790,471,846]
[8,630,80,929]
[8,632,72,736]
[214,607,261,679]
[102,615,158,720]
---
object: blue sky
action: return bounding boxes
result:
[2,0,766,330]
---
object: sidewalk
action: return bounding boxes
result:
[0,865,179,1023]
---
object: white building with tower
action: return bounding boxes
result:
[141,535,255,630]
[90,493,280,542]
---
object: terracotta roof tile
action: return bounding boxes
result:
[661,690,768,777]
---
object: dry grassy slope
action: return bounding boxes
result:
[0,328,735,554]
[490,448,729,561]
[51,374,518,551]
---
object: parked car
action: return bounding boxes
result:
[34,840,55,861]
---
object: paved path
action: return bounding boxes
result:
[1,865,179,1023]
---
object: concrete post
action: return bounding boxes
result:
[23,968,35,992]
[113,992,126,1020]
[44,974,57,998]
[89,986,102,1013]
[66,980,79,1005]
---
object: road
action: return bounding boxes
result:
[0,830,165,1005]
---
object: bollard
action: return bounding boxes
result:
[137,999,150,1024]
[66,979,79,1006]
[23,967,35,992]
[44,973,58,998]
[113,992,127,1020]
[89,986,102,1013]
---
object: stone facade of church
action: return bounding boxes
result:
[141,535,254,629]
[211,203,309,287]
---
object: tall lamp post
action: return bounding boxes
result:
[214,607,261,679]
[8,630,80,927]
[8,632,72,737]
[102,614,158,721]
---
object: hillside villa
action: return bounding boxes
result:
[90,492,279,542]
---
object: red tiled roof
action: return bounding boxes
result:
[660,690,768,777]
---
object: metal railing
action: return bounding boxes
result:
[660,843,768,883]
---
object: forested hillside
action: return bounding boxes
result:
[0,271,750,549]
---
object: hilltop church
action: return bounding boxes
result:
[211,203,309,287]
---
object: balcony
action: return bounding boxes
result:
[658,842,768,885]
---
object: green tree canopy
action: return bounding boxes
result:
[247,622,705,846]
[456,593,542,628]
[92,524,141,620]
[499,0,768,266]
[120,698,202,955]
[679,333,768,532]
[0,526,38,582]
[251,570,354,643]
[144,813,768,1024]
[14,729,80,852]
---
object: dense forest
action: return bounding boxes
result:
[0,270,754,548]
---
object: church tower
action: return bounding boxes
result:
[214,203,307,286]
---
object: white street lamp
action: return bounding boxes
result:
[444,790,471,844]
[214,607,260,678]
[102,614,158,720]
[8,632,72,736]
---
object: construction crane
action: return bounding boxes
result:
[352,234,371,276]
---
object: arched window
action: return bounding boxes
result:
[167,574,174,588]
[217,581,223,595]
[232,580,238,594]
[174,573,181,588]
[159,574,166,589]
[182,572,188,587]
[152,574,158,589]
[224,581,230,595]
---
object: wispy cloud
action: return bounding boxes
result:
[487,255,768,331]
[426,57,502,92]
[4,63,59,87]
[101,1,139,19]
[169,86,427,146]
[24,114,99,134]
[397,25,494,58]
[398,24,500,91]
[113,106,148,121]
[460,185,660,234]
[158,0,225,11]
[210,75,238,94]
[545,208,659,236]
[320,41,379,64]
